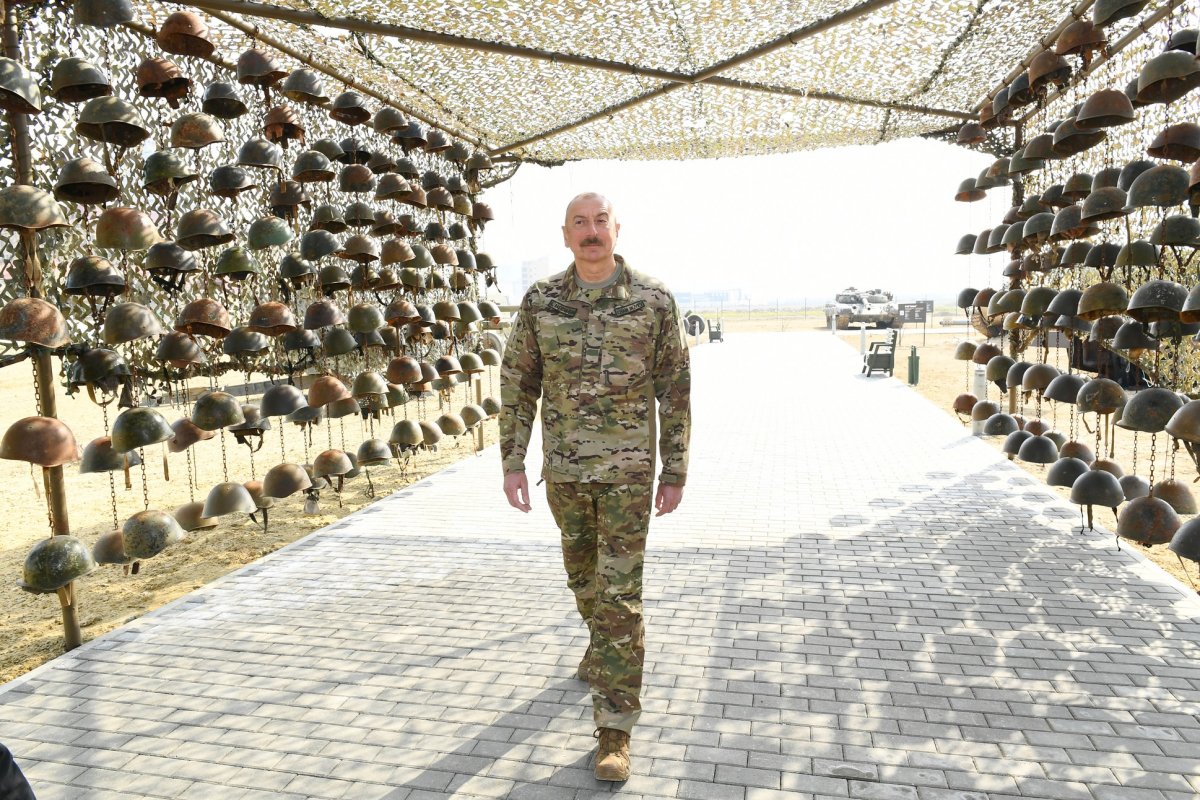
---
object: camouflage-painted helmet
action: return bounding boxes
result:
[18,535,96,593]
[110,407,173,453]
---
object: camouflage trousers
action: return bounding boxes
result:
[546,481,651,735]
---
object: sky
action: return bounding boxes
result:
[477,137,1006,309]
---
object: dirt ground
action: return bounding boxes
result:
[0,360,501,684]
[3,318,1196,683]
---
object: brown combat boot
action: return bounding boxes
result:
[594,728,631,781]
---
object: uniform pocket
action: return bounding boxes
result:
[537,317,584,372]
[600,314,651,389]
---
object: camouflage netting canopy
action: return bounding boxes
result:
[152,0,1146,162]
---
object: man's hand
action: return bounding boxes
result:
[504,472,531,512]
[655,483,683,516]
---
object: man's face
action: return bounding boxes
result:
[562,197,619,264]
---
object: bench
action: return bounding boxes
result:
[862,329,899,376]
[707,319,723,343]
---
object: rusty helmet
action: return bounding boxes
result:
[366,150,397,175]
[372,106,408,134]
[156,10,213,57]
[155,332,205,370]
[1,416,80,467]
[262,462,313,498]
[0,297,70,349]
[1048,457,1091,488]
[308,375,351,409]
[201,81,248,119]
[1117,496,1179,546]
[1150,215,1200,247]
[330,91,371,126]
[173,501,217,533]
[136,57,192,108]
[175,298,232,339]
[1077,282,1129,321]
[1148,122,1200,162]
[264,106,305,148]
[167,416,215,453]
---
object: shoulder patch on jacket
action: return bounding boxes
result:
[612,299,646,317]
[547,299,577,318]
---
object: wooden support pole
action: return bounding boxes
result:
[3,0,81,651]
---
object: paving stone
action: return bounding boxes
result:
[3,333,1200,800]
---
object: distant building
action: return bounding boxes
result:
[520,257,551,292]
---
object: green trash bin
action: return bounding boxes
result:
[907,346,919,385]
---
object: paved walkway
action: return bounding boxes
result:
[4,332,1200,800]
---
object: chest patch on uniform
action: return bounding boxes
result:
[547,299,577,318]
[612,300,646,317]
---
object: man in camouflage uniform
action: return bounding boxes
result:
[500,192,691,781]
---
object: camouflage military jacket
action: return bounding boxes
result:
[500,256,691,485]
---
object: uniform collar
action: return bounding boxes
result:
[562,254,631,302]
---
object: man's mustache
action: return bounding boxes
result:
[581,237,603,246]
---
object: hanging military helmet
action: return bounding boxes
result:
[176,208,234,251]
[1117,496,1179,546]
[260,384,308,419]
[264,106,305,148]
[281,68,329,106]
[50,57,111,103]
[143,151,199,197]
[308,376,351,409]
[82,435,142,473]
[247,302,298,336]
[122,510,186,559]
[1137,51,1200,105]
[330,91,371,126]
[293,150,336,183]
[192,390,245,431]
[0,57,41,115]
[52,157,116,206]
[156,332,206,370]
[1074,88,1134,131]
[77,96,149,147]
[64,255,124,298]
[136,57,192,108]
[339,164,375,193]
[222,327,270,357]
[1,416,80,467]
[207,164,257,198]
[102,302,162,345]
[393,121,428,152]
[376,173,413,201]
[0,186,68,232]
[371,210,403,237]
[262,463,313,499]
[247,216,293,251]
[0,297,70,349]
[156,10,213,57]
[94,207,162,251]
[169,112,224,150]
[110,407,173,453]
[344,201,375,228]
[303,298,346,329]
[1148,122,1200,162]
[214,246,261,281]
[18,536,95,594]
[202,82,248,119]
[174,502,217,532]
[175,298,232,338]
[237,48,287,87]
[1116,388,1183,433]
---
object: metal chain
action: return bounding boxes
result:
[1149,433,1158,486]
[187,445,196,504]
[139,448,150,510]
[280,425,287,462]
[1132,431,1138,474]
[220,431,229,482]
